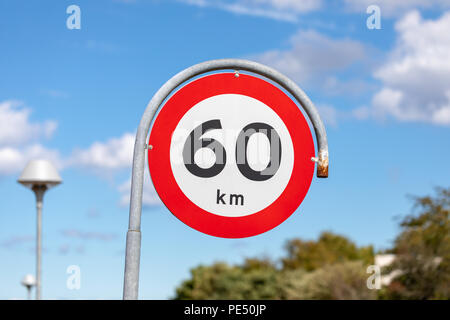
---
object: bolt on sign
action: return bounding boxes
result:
[148,72,325,238]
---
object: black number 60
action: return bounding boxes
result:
[182,119,282,181]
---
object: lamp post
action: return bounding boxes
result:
[18,160,62,300]
[21,274,36,300]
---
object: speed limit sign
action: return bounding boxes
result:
[147,72,315,238]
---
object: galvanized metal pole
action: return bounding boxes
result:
[123,59,329,299]
[27,287,31,300]
[33,185,46,300]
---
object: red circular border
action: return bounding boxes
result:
[148,73,315,238]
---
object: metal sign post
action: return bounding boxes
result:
[123,59,329,300]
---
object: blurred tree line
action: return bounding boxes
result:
[174,187,449,300]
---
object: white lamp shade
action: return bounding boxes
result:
[18,160,62,189]
[21,274,36,287]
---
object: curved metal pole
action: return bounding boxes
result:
[123,59,329,299]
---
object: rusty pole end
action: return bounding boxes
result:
[317,151,329,178]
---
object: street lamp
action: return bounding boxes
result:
[21,274,36,300]
[18,160,62,300]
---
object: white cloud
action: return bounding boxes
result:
[316,104,338,127]
[350,106,371,121]
[0,144,63,175]
[183,0,449,19]
[0,235,34,249]
[114,0,137,3]
[370,10,450,125]
[42,89,69,99]
[67,132,161,207]
[61,229,118,241]
[0,100,62,175]
[322,76,375,97]
[0,100,57,146]
[69,133,135,175]
[344,0,450,17]
[85,40,120,53]
[315,103,376,127]
[118,174,161,208]
[256,30,366,86]
[178,0,322,22]
[67,132,162,207]
[0,99,158,207]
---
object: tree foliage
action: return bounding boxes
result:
[174,232,374,300]
[279,261,376,300]
[282,231,374,271]
[174,260,280,300]
[382,187,450,299]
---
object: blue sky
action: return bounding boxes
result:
[1,0,449,299]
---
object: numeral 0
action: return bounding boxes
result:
[182,119,282,181]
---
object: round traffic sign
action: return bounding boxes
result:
[148,73,315,238]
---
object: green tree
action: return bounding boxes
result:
[174,260,281,300]
[174,232,375,300]
[282,231,374,271]
[382,187,450,299]
[279,261,376,300]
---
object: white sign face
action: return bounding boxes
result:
[169,94,295,217]
[148,72,315,238]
